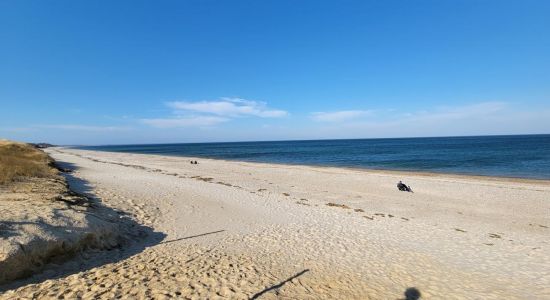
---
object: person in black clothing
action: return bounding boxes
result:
[397,181,413,192]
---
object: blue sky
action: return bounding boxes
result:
[1,0,549,145]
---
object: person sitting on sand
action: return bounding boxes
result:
[397,181,413,192]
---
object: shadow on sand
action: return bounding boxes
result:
[0,160,166,292]
[401,287,422,300]
[161,230,226,245]
[249,269,310,299]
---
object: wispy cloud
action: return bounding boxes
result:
[37,124,131,131]
[309,102,507,125]
[141,116,229,128]
[310,110,371,122]
[0,124,132,134]
[168,98,288,118]
[141,97,288,128]
[304,101,550,138]
[0,126,35,133]
[403,101,507,122]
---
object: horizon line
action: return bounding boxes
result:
[62,132,550,147]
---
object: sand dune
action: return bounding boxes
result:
[2,147,549,299]
[0,142,145,286]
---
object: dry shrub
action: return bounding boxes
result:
[0,141,55,184]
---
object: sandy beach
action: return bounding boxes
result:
[2,147,549,299]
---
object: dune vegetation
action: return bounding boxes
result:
[0,140,55,185]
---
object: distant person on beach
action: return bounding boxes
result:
[397,181,413,192]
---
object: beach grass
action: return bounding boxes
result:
[0,140,55,184]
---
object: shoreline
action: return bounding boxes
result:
[3,147,549,299]
[66,147,550,185]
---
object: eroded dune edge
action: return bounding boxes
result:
[0,142,146,286]
[1,146,549,299]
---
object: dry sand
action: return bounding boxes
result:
[1,147,549,299]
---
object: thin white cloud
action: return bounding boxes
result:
[309,102,507,124]
[140,116,229,128]
[405,101,507,122]
[305,101,550,138]
[37,125,131,131]
[0,126,35,132]
[168,97,288,118]
[141,97,287,128]
[310,110,371,122]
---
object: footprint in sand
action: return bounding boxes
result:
[326,203,350,209]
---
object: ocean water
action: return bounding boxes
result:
[78,135,550,180]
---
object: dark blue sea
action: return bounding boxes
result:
[78,135,550,180]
